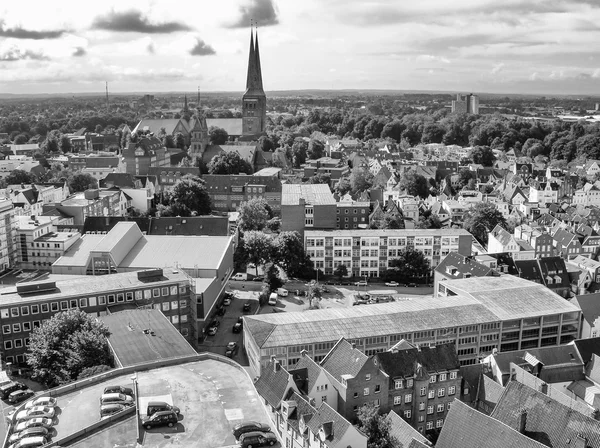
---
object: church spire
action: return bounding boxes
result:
[254,26,264,92]
[245,22,256,91]
[245,24,264,95]
[183,94,189,113]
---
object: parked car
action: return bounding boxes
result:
[233,322,242,333]
[7,435,48,448]
[232,421,272,440]
[100,403,128,418]
[252,276,264,282]
[8,427,49,445]
[9,389,35,404]
[216,306,226,316]
[223,297,232,306]
[141,410,178,430]
[243,302,251,312]
[0,382,27,400]
[104,385,134,397]
[408,283,417,287]
[24,397,57,410]
[207,326,218,336]
[14,418,53,433]
[209,319,221,328]
[146,401,180,417]
[355,280,368,286]
[385,281,399,287]
[99,393,134,406]
[239,431,278,447]
[226,342,238,358]
[231,273,248,281]
[16,407,55,422]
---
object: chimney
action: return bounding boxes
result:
[273,359,281,372]
[309,397,316,407]
[519,410,527,434]
[539,382,548,395]
[575,435,588,448]
[351,343,356,350]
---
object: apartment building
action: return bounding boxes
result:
[487,225,535,260]
[335,201,370,230]
[0,268,194,365]
[281,184,337,236]
[303,229,472,277]
[243,276,581,375]
[0,200,17,270]
[122,136,169,176]
[54,189,129,226]
[513,225,555,258]
[203,174,282,214]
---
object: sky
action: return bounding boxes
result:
[1,0,600,95]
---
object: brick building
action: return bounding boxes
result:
[281,184,337,236]
[204,174,282,214]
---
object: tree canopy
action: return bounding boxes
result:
[209,126,228,145]
[5,169,36,185]
[208,151,253,175]
[69,173,97,192]
[26,310,112,386]
[386,247,431,282]
[158,175,211,217]
[469,146,496,166]
[237,198,272,232]
[350,166,374,194]
[399,172,430,199]
[357,403,401,448]
[462,202,507,244]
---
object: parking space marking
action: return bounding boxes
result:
[223,409,243,421]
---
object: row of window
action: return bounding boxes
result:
[306,236,461,247]
[336,209,367,215]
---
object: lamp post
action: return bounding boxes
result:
[130,373,138,406]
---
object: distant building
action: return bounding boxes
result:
[281,184,337,236]
[242,28,267,138]
[122,136,169,176]
[0,199,17,269]
[451,94,479,114]
[54,189,128,226]
[203,173,281,213]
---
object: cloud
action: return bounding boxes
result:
[92,10,192,34]
[227,0,279,28]
[416,54,450,63]
[147,41,155,54]
[0,48,48,61]
[491,62,505,74]
[0,21,66,40]
[72,47,86,57]
[189,38,216,56]
[529,72,539,81]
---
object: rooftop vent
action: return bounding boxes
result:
[137,269,163,280]
[16,281,57,295]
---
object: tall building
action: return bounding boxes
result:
[0,200,17,269]
[242,28,267,137]
[451,93,479,114]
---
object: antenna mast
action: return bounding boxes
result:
[105,82,109,112]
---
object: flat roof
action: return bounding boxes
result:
[281,184,336,206]
[35,232,79,243]
[246,276,580,348]
[304,228,472,237]
[101,309,196,367]
[0,269,188,306]
[92,221,141,253]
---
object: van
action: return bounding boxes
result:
[268,293,277,305]
[277,288,288,297]
[0,382,25,400]
[239,431,278,448]
[147,401,180,417]
[231,273,248,281]
[9,436,47,448]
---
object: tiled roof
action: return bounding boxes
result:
[282,184,336,206]
[206,118,243,136]
[386,410,430,448]
[571,293,600,326]
[476,375,504,414]
[436,400,547,448]
[490,345,584,378]
[305,401,357,448]
[320,338,368,383]
[289,352,323,395]
[282,391,315,434]
[133,118,187,136]
[435,252,495,279]
[491,381,600,447]
[254,359,294,409]
[574,337,600,365]
[376,344,459,379]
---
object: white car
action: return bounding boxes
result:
[25,397,57,410]
[15,407,55,422]
[385,281,399,287]
[14,417,53,433]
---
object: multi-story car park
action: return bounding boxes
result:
[0,268,196,365]
[304,229,473,277]
[243,275,581,375]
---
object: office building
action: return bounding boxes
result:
[281,184,337,236]
[204,173,282,214]
[0,200,17,269]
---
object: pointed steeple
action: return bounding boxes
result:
[254,27,264,92]
[245,25,264,95]
[183,94,189,112]
[245,25,256,91]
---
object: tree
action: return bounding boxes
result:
[417,211,442,229]
[272,231,309,276]
[209,126,228,145]
[291,139,308,168]
[238,198,271,232]
[264,263,283,291]
[258,136,275,152]
[387,247,431,282]
[334,264,348,280]
[59,134,72,153]
[163,175,211,216]
[26,310,112,387]
[13,133,29,145]
[457,169,476,189]
[350,166,374,194]
[244,231,274,276]
[469,146,496,166]
[77,364,112,380]
[334,177,352,196]
[357,403,401,448]
[399,172,429,199]
[69,173,97,192]
[307,139,325,160]
[5,169,35,185]
[309,173,331,184]
[175,132,186,149]
[163,134,175,148]
[208,151,253,175]
[462,202,507,244]
[95,124,103,134]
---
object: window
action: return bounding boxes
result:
[407,379,413,387]
[436,419,444,428]
[33,321,40,328]
[21,306,29,316]
[171,315,179,324]
[79,298,88,308]
[98,296,106,305]
[404,410,411,419]
[60,301,68,310]
[4,341,12,350]
[447,402,452,411]
[420,387,426,396]
[427,405,433,414]
[354,392,359,399]
[22,322,31,332]
[375,384,380,394]
[41,304,49,313]
[439,373,447,381]
[437,404,444,413]
[2,325,10,334]
[162,287,169,296]
[430,375,436,383]
[14,339,22,349]
[107,295,115,304]
[450,372,457,380]
[162,302,170,311]
[448,386,456,395]
[438,388,445,397]
[393,396,402,405]
[365,374,371,381]
[171,301,178,310]
[374,399,380,407]
[395,380,403,389]
[181,315,188,323]
[70,299,78,308]
[404,394,412,403]
[144,290,152,299]
[10,307,19,317]
[153,288,160,298]
[428,390,435,399]
[364,388,369,396]
[117,294,124,303]
[419,402,425,411]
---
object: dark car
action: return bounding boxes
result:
[141,410,178,430]
[0,382,26,400]
[243,303,251,312]
[217,306,226,316]
[233,322,242,333]
[408,283,417,287]
[104,385,134,397]
[147,401,180,417]
[8,389,35,404]
[209,319,221,328]
[233,421,272,440]
[239,431,278,447]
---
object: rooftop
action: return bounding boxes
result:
[246,276,580,348]
[281,184,336,206]
[304,228,472,237]
[101,308,197,367]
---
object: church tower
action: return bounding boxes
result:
[242,27,267,136]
